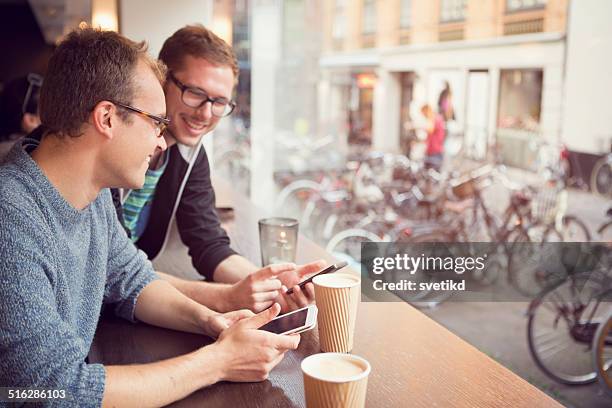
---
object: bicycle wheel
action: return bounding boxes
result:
[561,215,591,242]
[277,180,320,204]
[325,228,383,269]
[597,221,612,243]
[302,200,331,244]
[276,180,321,228]
[470,257,502,287]
[593,310,612,395]
[524,223,563,243]
[316,207,367,244]
[507,226,562,297]
[402,230,456,307]
[527,272,611,385]
[463,205,498,242]
[591,158,612,198]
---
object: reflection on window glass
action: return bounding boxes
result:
[400,0,412,28]
[506,0,547,12]
[440,0,467,23]
[362,0,376,34]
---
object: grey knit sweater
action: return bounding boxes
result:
[0,139,158,407]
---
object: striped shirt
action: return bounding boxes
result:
[123,152,169,241]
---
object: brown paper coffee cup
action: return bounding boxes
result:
[302,352,370,408]
[313,273,360,353]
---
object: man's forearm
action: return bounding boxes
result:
[156,271,232,312]
[103,344,223,407]
[134,280,216,336]
[213,254,258,283]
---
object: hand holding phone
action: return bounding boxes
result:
[285,261,348,295]
[259,304,318,335]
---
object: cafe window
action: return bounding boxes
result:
[362,0,376,34]
[440,0,467,23]
[400,0,412,29]
[506,0,547,12]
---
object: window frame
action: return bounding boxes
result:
[439,0,467,24]
[505,0,547,14]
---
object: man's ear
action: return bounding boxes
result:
[91,101,117,140]
[21,113,41,133]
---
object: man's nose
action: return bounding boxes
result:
[194,100,213,121]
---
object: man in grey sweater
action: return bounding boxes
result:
[0,28,299,407]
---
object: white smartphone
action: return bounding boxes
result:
[259,304,318,335]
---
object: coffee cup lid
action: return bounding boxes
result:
[301,352,371,383]
[313,273,360,288]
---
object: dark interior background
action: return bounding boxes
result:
[0,0,53,86]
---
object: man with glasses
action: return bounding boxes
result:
[113,25,321,313]
[0,27,300,406]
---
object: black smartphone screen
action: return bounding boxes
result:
[285,261,348,295]
[259,308,309,334]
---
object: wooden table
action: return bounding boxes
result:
[89,179,562,407]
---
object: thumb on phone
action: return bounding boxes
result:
[242,302,281,329]
[297,260,327,279]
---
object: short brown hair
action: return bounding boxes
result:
[159,24,239,81]
[40,27,166,137]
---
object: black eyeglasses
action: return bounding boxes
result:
[111,101,170,137]
[168,72,236,117]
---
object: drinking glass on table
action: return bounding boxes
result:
[258,217,298,266]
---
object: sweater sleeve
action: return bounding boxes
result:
[0,203,105,407]
[103,190,158,322]
[175,147,237,281]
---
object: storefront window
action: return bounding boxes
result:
[496,68,544,168]
[497,69,543,132]
[348,72,376,146]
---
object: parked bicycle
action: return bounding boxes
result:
[594,208,612,243]
[591,151,612,198]
[593,308,612,395]
[527,250,612,386]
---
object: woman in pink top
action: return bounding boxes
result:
[421,104,446,171]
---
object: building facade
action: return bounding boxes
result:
[318,0,574,169]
